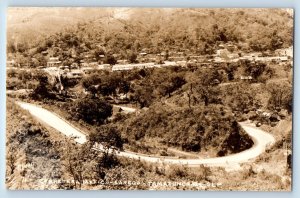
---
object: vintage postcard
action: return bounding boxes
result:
[6,7,293,190]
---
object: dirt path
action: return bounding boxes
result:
[16,101,275,169]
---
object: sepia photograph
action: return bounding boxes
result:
[6,7,293,190]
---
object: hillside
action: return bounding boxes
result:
[7,8,293,63]
[7,7,112,48]
[115,103,253,157]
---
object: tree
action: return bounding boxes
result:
[30,72,56,100]
[81,74,102,96]
[89,126,123,169]
[59,75,79,96]
[164,50,169,61]
[61,138,113,189]
[267,81,292,112]
[15,54,30,67]
[33,53,47,66]
[61,134,121,189]
[243,60,267,81]
[194,69,222,106]
[94,47,105,61]
[104,54,117,65]
[131,85,153,108]
[270,31,284,50]
[224,83,259,113]
[62,139,86,189]
[226,63,238,81]
[89,126,124,151]
[118,80,131,97]
[158,74,186,97]
[99,75,118,97]
[127,51,138,63]
[196,86,221,106]
[17,70,32,84]
[71,96,112,124]
[16,42,29,53]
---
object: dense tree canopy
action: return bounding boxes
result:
[267,81,292,112]
[70,96,112,124]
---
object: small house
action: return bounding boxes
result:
[240,75,253,80]
[47,57,61,67]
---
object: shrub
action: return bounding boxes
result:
[70,96,112,125]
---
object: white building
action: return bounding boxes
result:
[162,61,177,67]
[98,64,112,70]
[112,63,155,71]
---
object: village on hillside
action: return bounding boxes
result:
[7,43,293,78]
[6,8,293,191]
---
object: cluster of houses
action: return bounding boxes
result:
[213,44,293,64]
[43,65,96,79]
[7,43,293,79]
[43,61,184,78]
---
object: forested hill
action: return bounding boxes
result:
[7,8,293,64]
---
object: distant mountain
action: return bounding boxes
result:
[7,7,113,46]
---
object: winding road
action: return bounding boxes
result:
[16,101,275,169]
